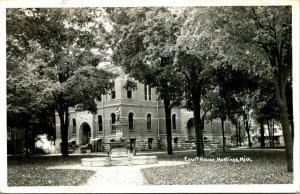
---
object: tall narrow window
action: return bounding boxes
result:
[111,91,116,99]
[98,115,103,132]
[128,112,134,130]
[111,113,116,131]
[148,87,151,101]
[72,118,76,134]
[127,88,132,99]
[172,114,176,130]
[144,84,147,100]
[147,114,152,130]
[111,82,116,99]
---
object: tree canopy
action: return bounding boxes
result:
[7,8,116,157]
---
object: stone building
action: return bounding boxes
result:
[54,67,233,151]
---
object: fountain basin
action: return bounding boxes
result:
[81,156,158,167]
[81,157,110,167]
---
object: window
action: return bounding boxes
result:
[128,112,134,130]
[172,114,176,130]
[127,89,132,99]
[111,82,116,99]
[147,114,152,130]
[72,118,76,134]
[111,113,116,131]
[144,84,147,100]
[98,115,103,132]
[148,87,151,101]
[111,91,116,99]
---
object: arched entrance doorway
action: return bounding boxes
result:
[187,118,195,140]
[80,123,91,145]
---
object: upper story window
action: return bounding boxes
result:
[98,115,103,132]
[111,113,116,132]
[127,88,132,99]
[144,84,151,101]
[148,87,151,101]
[147,113,152,130]
[144,84,147,100]
[111,82,116,99]
[128,112,134,131]
[72,118,76,134]
[111,91,116,99]
[172,114,177,130]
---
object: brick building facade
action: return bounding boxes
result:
[55,68,232,151]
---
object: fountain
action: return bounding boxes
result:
[81,108,157,167]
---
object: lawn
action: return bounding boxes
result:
[7,155,100,186]
[7,149,293,186]
[141,149,293,185]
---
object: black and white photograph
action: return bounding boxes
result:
[1,0,299,193]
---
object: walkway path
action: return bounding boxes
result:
[47,161,188,186]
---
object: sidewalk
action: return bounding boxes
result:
[47,160,189,186]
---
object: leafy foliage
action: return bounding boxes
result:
[106,8,186,154]
[7,8,116,157]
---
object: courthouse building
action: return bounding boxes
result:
[55,66,232,151]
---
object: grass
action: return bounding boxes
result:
[141,149,293,185]
[7,149,293,186]
[7,155,101,186]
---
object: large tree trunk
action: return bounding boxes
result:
[163,98,173,155]
[260,121,265,148]
[278,105,293,172]
[192,91,204,157]
[221,118,226,152]
[244,119,252,147]
[273,75,293,172]
[59,106,69,157]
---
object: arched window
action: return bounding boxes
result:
[111,113,116,131]
[72,118,76,134]
[172,114,176,130]
[128,112,134,130]
[98,115,103,132]
[147,113,152,130]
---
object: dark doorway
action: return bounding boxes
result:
[187,118,195,140]
[129,138,136,155]
[148,138,153,149]
[81,123,91,145]
[174,137,178,148]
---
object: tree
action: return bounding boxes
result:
[204,88,227,152]
[173,8,225,157]
[106,8,185,154]
[7,30,57,156]
[7,8,115,157]
[251,75,280,148]
[211,7,293,171]
[212,63,257,148]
